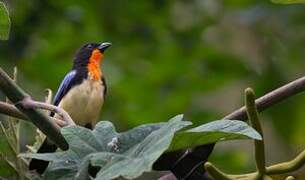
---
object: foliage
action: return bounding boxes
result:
[2,0,304,146]
[0,1,10,40]
[168,120,261,152]
[0,116,32,180]
[0,0,305,178]
[20,115,260,179]
[0,68,31,180]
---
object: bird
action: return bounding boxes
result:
[29,42,112,174]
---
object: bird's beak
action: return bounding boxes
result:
[98,42,112,53]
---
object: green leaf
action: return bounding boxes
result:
[94,115,191,180]
[20,117,261,179]
[271,0,305,4]
[167,120,262,152]
[0,2,10,40]
[21,115,191,180]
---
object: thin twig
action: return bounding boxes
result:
[45,89,53,104]
[0,101,25,119]
[0,101,67,126]
[224,76,305,120]
[13,66,17,82]
[9,67,18,142]
[21,97,75,126]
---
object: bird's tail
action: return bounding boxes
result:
[154,143,215,180]
[29,138,57,174]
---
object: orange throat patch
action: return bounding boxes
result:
[88,49,103,80]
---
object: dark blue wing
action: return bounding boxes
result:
[53,70,77,107]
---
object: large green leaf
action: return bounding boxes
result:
[20,115,190,180]
[20,116,261,179]
[271,0,305,4]
[0,2,10,40]
[167,120,262,152]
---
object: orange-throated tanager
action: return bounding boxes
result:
[29,42,213,179]
[29,42,112,174]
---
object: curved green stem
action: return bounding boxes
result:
[204,162,233,180]
[267,150,305,175]
[245,88,266,178]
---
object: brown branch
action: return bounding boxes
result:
[0,101,67,126]
[224,76,305,120]
[0,71,72,126]
[0,101,25,119]
[0,68,68,150]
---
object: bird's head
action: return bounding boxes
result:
[73,42,112,69]
[73,42,111,80]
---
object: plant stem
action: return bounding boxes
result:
[0,101,27,119]
[0,68,68,150]
[266,150,305,175]
[245,88,266,178]
[204,162,232,180]
[0,102,67,126]
[45,89,53,105]
[21,97,75,125]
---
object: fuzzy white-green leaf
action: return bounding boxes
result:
[21,115,190,180]
[20,117,261,179]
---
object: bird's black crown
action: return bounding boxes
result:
[73,42,111,69]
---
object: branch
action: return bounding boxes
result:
[224,76,305,120]
[21,97,75,126]
[0,101,67,126]
[0,68,68,150]
[0,101,25,119]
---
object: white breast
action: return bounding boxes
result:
[56,79,105,127]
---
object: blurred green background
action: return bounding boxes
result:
[0,0,305,179]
